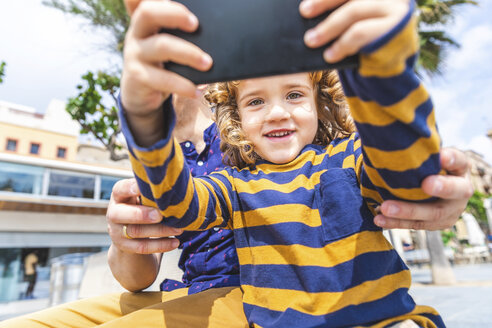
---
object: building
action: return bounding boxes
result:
[465,150,492,195]
[0,100,79,161]
[460,128,492,195]
[0,99,132,302]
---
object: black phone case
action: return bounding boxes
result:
[161,0,359,84]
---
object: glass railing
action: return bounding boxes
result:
[0,161,121,202]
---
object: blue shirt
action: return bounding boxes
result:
[159,123,240,294]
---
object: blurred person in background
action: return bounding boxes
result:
[23,250,39,299]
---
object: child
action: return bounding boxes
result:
[120,0,445,327]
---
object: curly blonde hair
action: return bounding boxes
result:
[205,70,355,169]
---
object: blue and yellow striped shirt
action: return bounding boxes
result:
[120,5,445,328]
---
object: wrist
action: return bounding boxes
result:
[124,104,167,148]
[108,244,159,291]
[125,107,164,127]
[119,95,176,157]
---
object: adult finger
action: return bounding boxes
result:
[110,178,140,205]
[107,203,162,225]
[378,197,465,230]
[374,215,439,231]
[421,174,474,200]
[125,223,183,239]
[119,237,181,254]
[379,199,449,223]
[107,221,181,253]
[440,147,471,176]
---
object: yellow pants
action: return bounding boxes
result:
[0,287,247,328]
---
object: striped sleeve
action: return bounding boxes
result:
[119,97,235,230]
[337,2,441,204]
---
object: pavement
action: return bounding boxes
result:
[409,263,492,328]
[0,280,50,321]
[1,263,492,326]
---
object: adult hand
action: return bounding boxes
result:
[299,0,410,63]
[375,148,473,230]
[107,178,183,291]
[107,178,182,254]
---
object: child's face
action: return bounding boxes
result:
[237,73,318,164]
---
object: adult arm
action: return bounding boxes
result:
[106,179,182,292]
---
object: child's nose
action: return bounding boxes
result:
[265,104,290,122]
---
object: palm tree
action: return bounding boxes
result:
[416,0,478,76]
[415,0,478,285]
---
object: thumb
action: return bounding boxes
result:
[111,178,141,204]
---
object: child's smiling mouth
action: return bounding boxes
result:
[264,129,295,140]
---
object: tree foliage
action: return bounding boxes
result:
[416,0,478,76]
[43,0,129,54]
[465,191,488,224]
[440,229,456,246]
[66,71,128,160]
[43,0,129,160]
[0,61,6,84]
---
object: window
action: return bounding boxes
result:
[0,162,44,194]
[48,171,95,199]
[0,162,123,202]
[30,143,40,155]
[6,139,17,152]
[56,147,67,159]
[0,248,22,302]
[100,176,121,200]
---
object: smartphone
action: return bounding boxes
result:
[161,0,359,84]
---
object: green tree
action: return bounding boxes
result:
[67,71,127,161]
[417,0,478,76]
[43,0,129,54]
[466,191,488,223]
[0,61,6,84]
[43,0,128,159]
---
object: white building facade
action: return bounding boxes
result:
[0,99,132,302]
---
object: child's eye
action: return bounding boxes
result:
[248,99,264,106]
[287,92,302,100]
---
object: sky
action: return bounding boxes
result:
[0,0,120,110]
[0,0,491,164]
